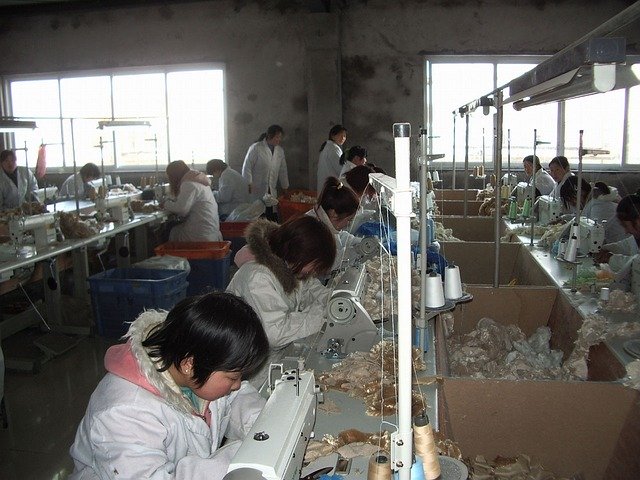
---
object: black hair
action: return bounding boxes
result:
[0,150,15,163]
[142,292,269,387]
[523,155,542,171]
[206,159,227,175]
[549,156,569,170]
[258,124,284,142]
[319,124,347,152]
[79,163,101,180]
[269,216,336,275]
[559,175,591,210]
[339,145,367,165]
[592,181,611,199]
[317,176,359,218]
[344,164,375,196]
[616,190,640,223]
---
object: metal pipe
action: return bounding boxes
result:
[393,123,413,480]
[482,127,486,189]
[452,114,457,189]
[507,128,511,185]
[419,128,428,334]
[493,92,504,288]
[530,129,537,247]
[70,118,80,215]
[463,115,470,217]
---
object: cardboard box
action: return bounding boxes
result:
[438,242,554,286]
[435,200,485,216]
[435,286,637,478]
[439,216,510,242]
[439,378,640,479]
[434,189,480,201]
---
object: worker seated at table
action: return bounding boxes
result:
[559,177,626,244]
[58,163,101,200]
[522,154,556,198]
[163,160,222,242]
[0,149,39,211]
[306,176,361,271]
[593,191,640,291]
[69,292,270,480]
[227,216,335,348]
[206,159,250,220]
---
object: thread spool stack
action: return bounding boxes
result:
[425,272,445,308]
[522,198,532,218]
[557,239,567,257]
[414,412,441,480]
[432,170,440,182]
[427,171,432,180]
[444,264,463,300]
[600,287,610,302]
[564,234,579,262]
[508,199,517,220]
[501,185,511,199]
[490,174,497,187]
[368,451,392,480]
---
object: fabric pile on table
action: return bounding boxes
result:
[599,289,637,313]
[130,200,160,214]
[434,221,462,242]
[304,429,390,464]
[58,211,100,239]
[289,191,316,203]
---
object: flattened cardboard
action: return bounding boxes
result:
[439,241,554,286]
[439,378,640,479]
[434,189,480,201]
[440,216,509,242]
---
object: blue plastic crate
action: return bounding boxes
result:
[186,252,232,296]
[88,268,189,338]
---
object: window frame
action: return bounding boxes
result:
[2,62,227,173]
[425,55,640,171]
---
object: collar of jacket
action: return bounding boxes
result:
[314,205,339,235]
[245,218,297,294]
[106,310,208,419]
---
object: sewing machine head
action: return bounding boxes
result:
[515,182,532,205]
[8,212,58,250]
[95,195,133,223]
[319,265,378,359]
[224,368,319,480]
[537,195,563,225]
[577,217,605,254]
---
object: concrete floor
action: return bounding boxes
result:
[0,330,115,480]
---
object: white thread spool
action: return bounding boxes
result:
[426,171,432,180]
[557,239,567,257]
[600,287,610,302]
[564,235,578,262]
[425,272,445,308]
[432,170,440,182]
[444,265,463,300]
[569,222,580,240]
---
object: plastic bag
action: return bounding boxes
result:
[134,255,191,273]
[226,200,266,221]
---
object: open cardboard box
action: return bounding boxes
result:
[439,216,511,242]
[438,378,640,479]
[435,200,484,216]
[434,189,480,201]
[435,286,637,478]
[435,285,626,381]
[438,242,554,286]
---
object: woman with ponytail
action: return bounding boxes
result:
[306,176,361,270]
[316,125,347,192]
[338,145,367,178]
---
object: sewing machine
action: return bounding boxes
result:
[318,265,378,359]
[8,213,58,250]
[224,368,319,480]
[95,195,134,223]
[576,217,606,254]
[537,195,563,225]
[515,181,533,205]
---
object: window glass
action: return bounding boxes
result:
[499,64,557,169]
[627,84,640,165]
[167,70,225,163]
[564,89,624,166]
[10,79,65,168]
[431,63,494,167]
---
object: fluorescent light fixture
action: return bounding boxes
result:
[0,119,37,132]
[505,37,631,110]
[97,120,151,129]
[456,95,494,117]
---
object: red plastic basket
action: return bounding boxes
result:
[154,241,231,260]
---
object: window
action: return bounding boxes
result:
[426,56,638,169]
[7,65,226,171]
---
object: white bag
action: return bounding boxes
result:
[134,255,191,273]
[226,200,266,221]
